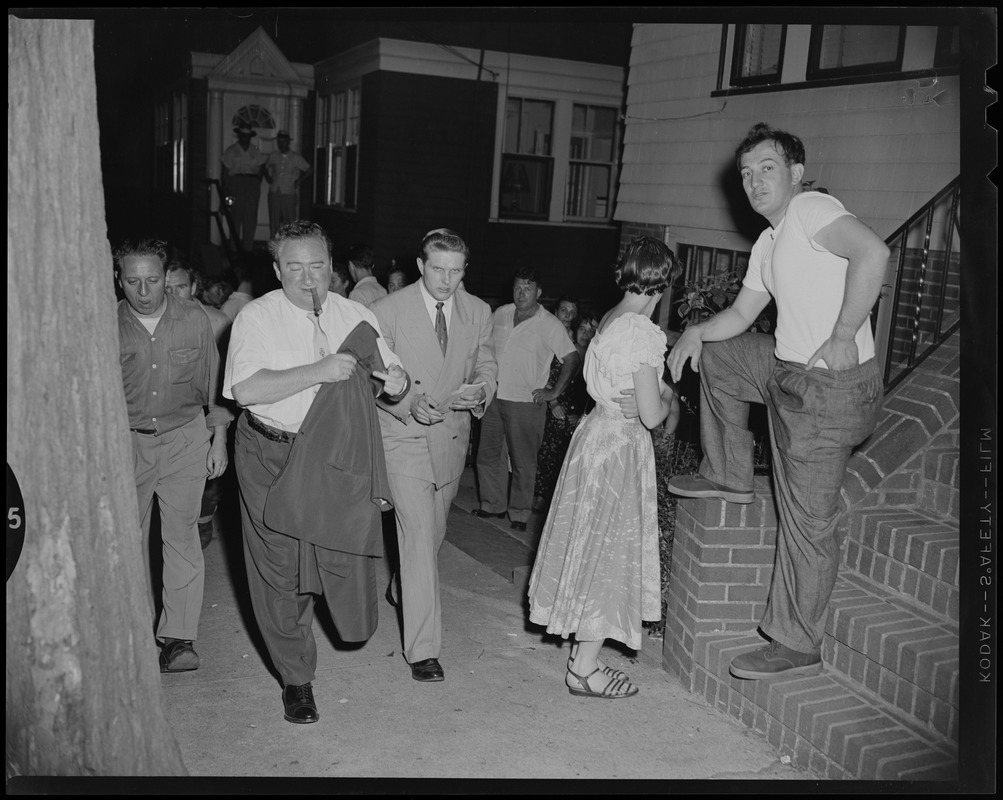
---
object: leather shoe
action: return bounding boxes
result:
[666,474,754,504]
[510,520,527,531]
[282,682,319,724]
[729,641,822,680]
[410,658,445,682]
[471,509,506,520]
[159,639,199,673]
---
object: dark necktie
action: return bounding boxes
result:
[435,301,448,355]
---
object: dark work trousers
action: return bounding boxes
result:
[698,333,882,653]
[233,413,378,687]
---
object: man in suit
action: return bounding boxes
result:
[371,229,498,682]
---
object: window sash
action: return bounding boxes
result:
[315,86,360,208]
[731,24,786,86]
[807,25,906,80]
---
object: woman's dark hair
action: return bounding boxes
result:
[614,236,676,296]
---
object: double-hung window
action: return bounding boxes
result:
[499,97,554,219]
[498,96,619,224]
[566,104,617,220]
[154,90,187,193]
[315,86,360,209]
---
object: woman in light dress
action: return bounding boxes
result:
[528,236,677,699]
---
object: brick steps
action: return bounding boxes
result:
[825,572,958,741]
[693,632,957,780]
[843,507,959,621]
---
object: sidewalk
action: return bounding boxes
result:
[161,467,813,783]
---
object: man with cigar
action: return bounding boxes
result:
[225,220,409,723]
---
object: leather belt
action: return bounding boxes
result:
[130,428,156,435]
[246,413,294,443]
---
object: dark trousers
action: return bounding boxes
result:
[233,413,378,686]
[698,333,882,651]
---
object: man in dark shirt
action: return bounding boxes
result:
[116,239,230,673]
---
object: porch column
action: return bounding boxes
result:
[289,96,304,147]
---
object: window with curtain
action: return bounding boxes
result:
[731,24,786,86]
[565,104,617,220]
[499,97,554,219]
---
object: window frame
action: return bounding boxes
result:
[805,24,907,82]
[314,84,360,211]
[494,93,621,226]
[564,102,619,222]
[154,89,188,194]
[729,24,788,88]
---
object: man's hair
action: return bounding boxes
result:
[165,260,202,296]
[331,261,352,284]
[268,220,331,262]
[112,239,167,275]
[347,243,374,271]
[614,236,677,296]
[556,295,578,311]
[200,276,233,308]
[513,266,540,287]
[419,228,469,264]
[734,122,806,170]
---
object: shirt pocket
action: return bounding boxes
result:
[169,347,201,384]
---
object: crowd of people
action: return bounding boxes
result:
[115,121,888,719]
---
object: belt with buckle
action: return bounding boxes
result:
[246,413,294,443]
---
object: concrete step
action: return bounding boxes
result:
[694,632,958,780]
[825,572,959,742]
[843,507,959,621]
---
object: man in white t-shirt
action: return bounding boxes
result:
[474,267,580,531]
[667,122,890,681]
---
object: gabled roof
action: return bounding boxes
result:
[205,26,309,87]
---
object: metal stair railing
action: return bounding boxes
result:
[872,177,961,392]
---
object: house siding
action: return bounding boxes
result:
[617,23,961,248]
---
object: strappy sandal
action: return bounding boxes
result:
[567,657,629,682]
[566,666,639,699]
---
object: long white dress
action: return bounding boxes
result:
[527,313,666,650]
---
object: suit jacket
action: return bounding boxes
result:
[371,284,497,488]
[262,321,393,555]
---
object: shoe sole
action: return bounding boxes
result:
[668,486,755,504]
[283,713,319,724]
[160,659,199,673]
[412,674,445,682]
[568,687,639,699]
[729,662,822,680]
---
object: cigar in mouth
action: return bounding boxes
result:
[310,288,322,317]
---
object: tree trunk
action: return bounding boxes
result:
[6,18,186,776]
